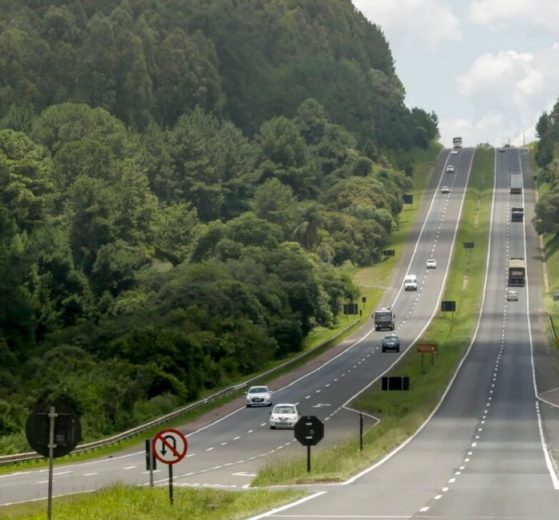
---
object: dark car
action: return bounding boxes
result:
[381,334,400,353]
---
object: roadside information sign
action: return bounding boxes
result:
[152,428,188,505]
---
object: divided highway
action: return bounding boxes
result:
[0,148,475,506]
[258,148,559,519]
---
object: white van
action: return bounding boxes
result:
[404,274,417,291]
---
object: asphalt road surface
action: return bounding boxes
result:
[251,149,559,519]
[0,148,476,506]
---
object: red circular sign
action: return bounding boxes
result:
[152,428,188,465]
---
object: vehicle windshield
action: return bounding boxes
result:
[248,387,268,394]
[273,406,296,414]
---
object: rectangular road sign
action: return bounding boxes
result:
[381,376,410,391]
[416,344,438,354]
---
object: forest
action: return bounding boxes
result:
[534,100,559,235]
[0,0,438,451]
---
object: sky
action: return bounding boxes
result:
[352,0,559,148]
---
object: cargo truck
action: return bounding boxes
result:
[510,175,522,194]
[452,137,463,148]
[511,207,524,222]
[373,307,395,331]
[508,258,525,287]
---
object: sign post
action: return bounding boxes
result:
[25,402,81,520]
[416,343,438,371]
[294,416,324,473]
[152,428,188,504]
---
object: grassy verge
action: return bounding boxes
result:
[0,485,304,520]
[253,146,494,486]
[538,178,559,346]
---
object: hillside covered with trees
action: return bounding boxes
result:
[0,0,438,451]
[534,101,559,235]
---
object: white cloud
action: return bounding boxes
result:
[440,46,559,146]
[352,0,462,50]
[468,0,559,33]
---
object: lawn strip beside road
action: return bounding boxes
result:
[253,146,492,486]
[0,485,303,520]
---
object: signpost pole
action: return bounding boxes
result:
[47,406,56,520]
[307,446,311,473]
[359,412,363,452]
[169,464,174,505]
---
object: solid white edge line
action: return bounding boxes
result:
[341,146,491,486]
[518,149,559,490]
[245,491,327,520]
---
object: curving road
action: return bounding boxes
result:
[0,148,476,506]
[253,148,559,519]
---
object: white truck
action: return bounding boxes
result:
[404,274,417,291]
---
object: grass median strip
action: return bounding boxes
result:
[253,146,494,486]
[0,485,304,520]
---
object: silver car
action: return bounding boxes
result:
[269,403,299,429]
[246,385,272,407]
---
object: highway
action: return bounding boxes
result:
[254,148,559,519]
[0,148,475,506]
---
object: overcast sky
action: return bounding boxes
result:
[352,0,559,148]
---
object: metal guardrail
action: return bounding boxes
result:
[0,320,358,466]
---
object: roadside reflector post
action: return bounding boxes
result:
[359,412,364,452]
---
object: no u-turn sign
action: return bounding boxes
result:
[152,428,188,465]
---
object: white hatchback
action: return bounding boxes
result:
[426,258,437,269]
[269,403,300,429]
[246,385,272,407]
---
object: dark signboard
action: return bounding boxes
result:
[381,376,410,391]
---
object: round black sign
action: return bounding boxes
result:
[294,415,324,447]
[25,403,81,458]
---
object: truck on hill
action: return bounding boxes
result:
[373,307,395,331]
[510,174,522,194]
[511,207,524,222]
[452,137,463,148]
[508,258,526,287]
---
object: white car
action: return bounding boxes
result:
[446,165,455,173]
[246,385,273,407]
[450,149,458,155]
[426,258,437,269]
[441,186,450,194]
[269,403,299,429]
[506,290,519,302]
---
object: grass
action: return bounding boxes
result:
[0,485,304,520]
[253,146,494,486]
[538,177,559,346]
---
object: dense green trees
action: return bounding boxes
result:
[0,0,439,451]
[534,101,559,237]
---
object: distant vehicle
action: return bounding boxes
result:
[441,186,450,194]
[508,258,525,287]
[426,258,437,269]
[373,307,395,331]
[446,165,455,173]
[511,207,524,222]
[404,274,417,291]
[269,403,299,429]
[506,289,519,302]
[499,148,506,153]
[246,385,272,407]
[381,333,400,353]
[452,137,463,148]
[450,149,459,155]
[510,174,522,194]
